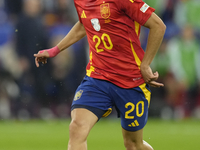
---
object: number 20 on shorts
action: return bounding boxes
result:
[125,101,144,119]
[93,33,113,53]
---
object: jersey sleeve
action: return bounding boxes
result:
[119,0,155,25]
[74,2,82,23]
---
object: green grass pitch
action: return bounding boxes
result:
[0,119,200,150]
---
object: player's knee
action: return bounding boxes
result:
[69,119,90,139]
[69,119,87,133]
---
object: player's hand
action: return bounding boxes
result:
[140,65,164,88]
[34,50,49,67]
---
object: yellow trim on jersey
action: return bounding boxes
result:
[134,21,140,36]
[102,108,112,117]
[130,39,141,69]
[89,51,93,64]
[81,10,87,18]
[86,66,95,76]
[139,83,151,107]
[86,52,95,76]
[130,0,135,3]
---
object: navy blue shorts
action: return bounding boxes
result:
[71,76,151,131]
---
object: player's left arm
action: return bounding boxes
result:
[140,12,166,87]
[34,21,86,67]
[56,21,86,51]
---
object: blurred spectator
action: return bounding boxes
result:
[4,0,22,15]
[54,0,77,25]
[161,0,177,23]
[0,3,21,119]
[160,0,181,39]
[14,0,50,118]
[43,0,78,27]
[4,0,22,23]
[150,40,170,117]
[0,7,20,78]
[175,0,200,29]
[165,24,200,118]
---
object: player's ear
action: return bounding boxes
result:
[143,12,166,30]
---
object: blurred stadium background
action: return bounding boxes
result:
[0,0,200,149]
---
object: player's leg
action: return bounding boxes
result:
[68,108,98,150]
[68,76,113,150]
[122,128,153,150]
[110,83,152,150]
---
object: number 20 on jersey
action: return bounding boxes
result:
[93,33,113,53]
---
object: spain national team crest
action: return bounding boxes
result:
[100,3,110,19]
[74,90,83,101]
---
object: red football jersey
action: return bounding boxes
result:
[74,0,155,88]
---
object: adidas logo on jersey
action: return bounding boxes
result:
[81,10,87,18]
[128,120,140,127]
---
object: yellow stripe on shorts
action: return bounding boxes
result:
[102,108,112,117]
[139,83,151,107]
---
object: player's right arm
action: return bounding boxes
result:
[34,21,86,67]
